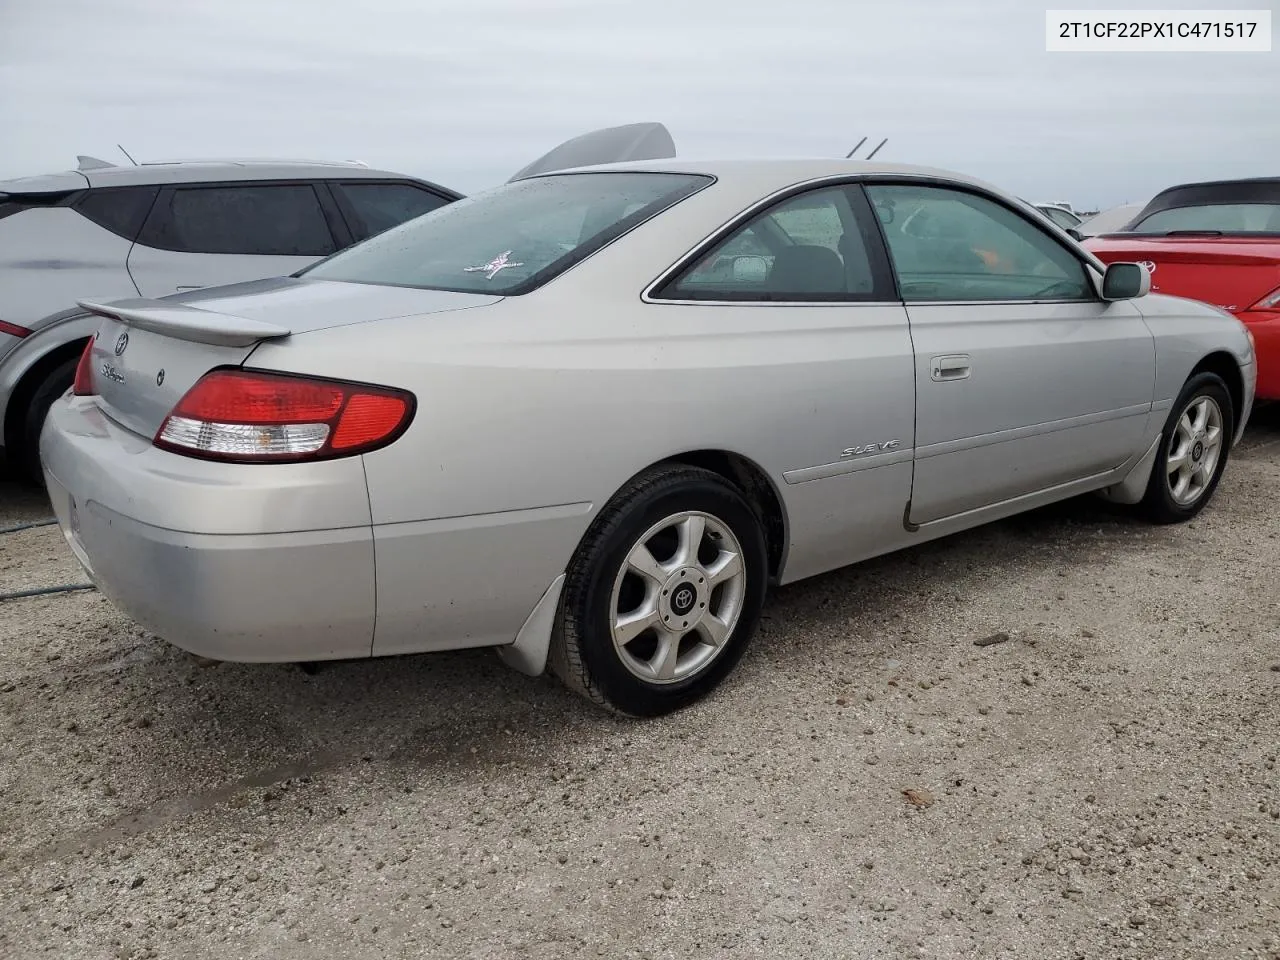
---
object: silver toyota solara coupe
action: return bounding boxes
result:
[41,158,1256,716]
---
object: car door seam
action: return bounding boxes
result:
[915,402,1153,459]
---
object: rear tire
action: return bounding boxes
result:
[17,358,77,485]
[1139,372,1234,524]
[548,464,767,717]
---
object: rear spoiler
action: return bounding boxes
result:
[77,298,292,348]
[508,122,676,182]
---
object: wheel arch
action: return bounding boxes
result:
[497,447,788,682]
[2,330,92,453]
[656,448,790,582]
[1189,350,1244,434]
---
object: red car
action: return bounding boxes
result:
[1085,178,1280,399]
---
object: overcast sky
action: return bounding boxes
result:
[1,0,1275,210]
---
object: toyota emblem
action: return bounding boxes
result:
[114,332,129,356]
[1138,261,1157,275]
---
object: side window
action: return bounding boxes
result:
[75,187,159,240]
[138,184,336,256]
[334,182,453,239]
[867,184,1092,302]
[657,186,883,301]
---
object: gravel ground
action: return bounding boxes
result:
[1,410,1278,960]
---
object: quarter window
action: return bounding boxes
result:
[867,184,1093,302]
[657,186,883,301]
[334,182,453,239]
[138,184,336,256]
[75,187,158,240]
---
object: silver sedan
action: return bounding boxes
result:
[41,158,1256,716]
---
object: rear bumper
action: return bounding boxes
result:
[1240,311,1280,400]
[40,396,376,662]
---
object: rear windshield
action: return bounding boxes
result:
[1129,202,1280,235]
[301,172,711,294]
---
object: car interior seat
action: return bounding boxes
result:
[764,245,847,295]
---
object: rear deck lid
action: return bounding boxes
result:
[76,278,498,438]
[1084,236,1280,312]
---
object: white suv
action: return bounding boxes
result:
[0,158,458,480]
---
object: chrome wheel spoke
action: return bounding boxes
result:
[674,514,706,567]
[650,629,682,681]
[614,601,660,646]
[704,550,742,588]
[1170,464,1191,500]
[1177,412,1196,444]
[1188,399,1208,433]
[626,544,668,585]
[1167,449,1189,473]
[695,614,731,648]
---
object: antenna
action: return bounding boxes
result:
[117,144,138,166]
[865,138,888,160]
[845,136,868,159]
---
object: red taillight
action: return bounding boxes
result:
[0,320,33,339]
[72,337,97,396]
[155,369,414,463]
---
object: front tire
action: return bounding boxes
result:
[549,464,768,717]
[1139,372,1234,524]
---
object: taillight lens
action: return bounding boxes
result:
[155,369,414,462]
[1250,286,1280,311]
[73,337,97,395]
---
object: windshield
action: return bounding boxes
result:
[301,172,711,294]
[1129,202,1280,235]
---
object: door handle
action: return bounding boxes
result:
[175,285,205,291]
[930,354,971,382]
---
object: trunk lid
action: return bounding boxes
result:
[1084,235,1280,313]
[77,278,499,438]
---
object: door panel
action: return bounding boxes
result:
[906,300,1153,522]
[862,182,1156,525]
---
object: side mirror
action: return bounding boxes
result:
[731,255,769,283]
[1066,227,1085,242]
[1100,261,1151,301]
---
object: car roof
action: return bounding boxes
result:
[528,156,1012,195]
[0,159,454,194]
[1133,177,1280,223]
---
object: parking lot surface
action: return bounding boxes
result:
[2,411,1278,960]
